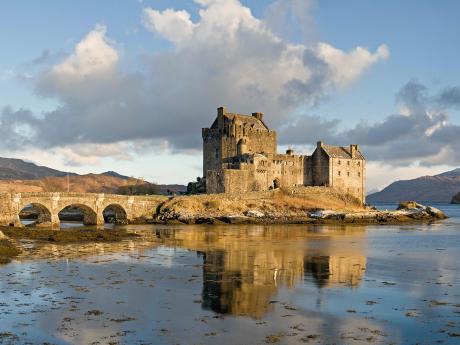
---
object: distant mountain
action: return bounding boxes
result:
[0,157,70,179]
[452,192,460,204]
[0,156,186,195]
[367,168,460,203]
[101,171,130,180]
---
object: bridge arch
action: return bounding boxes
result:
[19,202,52,226]
[58,203,99,226]
[103,203,128,224]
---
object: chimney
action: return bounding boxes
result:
[217,106,227,116]
[252,112,264,121]
[317,141,324,148]
[350,144,359,158]
[217,106,227,129]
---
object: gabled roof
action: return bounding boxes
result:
[321,144,365,160]
[209,112,269,131]
[225,113,269,130]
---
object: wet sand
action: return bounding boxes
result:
[0,205,460,344]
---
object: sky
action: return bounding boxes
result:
[0,0,459,192]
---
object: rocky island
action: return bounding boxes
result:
[452,191,460,204]
[154,187,447,225]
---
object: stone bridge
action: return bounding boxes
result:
[0,192,167,228]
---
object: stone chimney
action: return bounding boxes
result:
[218,106,227,116]
[217,106,227,129]
[350,144,359,158]
[252,112,264,121]
[317,141,324,148]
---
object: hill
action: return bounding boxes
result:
[452,192,460,204]
[367,168,460,203]
[0,157,71,179]
[0,157,186,195]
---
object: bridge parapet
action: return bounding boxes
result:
[0,192,167,228]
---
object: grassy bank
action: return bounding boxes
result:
[0,238,21,264]
[158,187,363,219]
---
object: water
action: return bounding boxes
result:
[1,204,460,344]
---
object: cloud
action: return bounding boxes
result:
[279,80,460,167]
[143,8,196,44]
[263,0,317,44]
[0,0,388,160]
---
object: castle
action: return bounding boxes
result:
[202,106,366,203]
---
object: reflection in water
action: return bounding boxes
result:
[304,255,366,288]
[154,225,367,318]
[3,219,460,344]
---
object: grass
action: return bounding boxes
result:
[0,239,21,264]
[1,227,140,243]
[159,186,363,218]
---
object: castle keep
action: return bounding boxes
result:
[202,107,366,203]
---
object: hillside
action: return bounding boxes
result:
[0,174,160,194]
[0,157,70,179]
[368,168,460,203]
[0,157,186,195]
[452,192,460,204]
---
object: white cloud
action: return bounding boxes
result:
[143,8,196,44]
[50,24,118,80]
[316,43,389,88]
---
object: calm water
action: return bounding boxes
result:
[1,204,460,344]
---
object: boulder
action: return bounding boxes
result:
[244,210,265,218]
[309,210,336,219]
[425,206,447,219]
[397,201,425,210]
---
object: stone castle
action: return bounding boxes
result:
[202,106,366,203]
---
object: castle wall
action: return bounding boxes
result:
[202,128,220,177]
[311,147,330,186]
[329,157,365,203]
[207,169,254,194]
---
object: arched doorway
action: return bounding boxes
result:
[103,204,128,224]
[19,203,52,226]
[58,204,98,226]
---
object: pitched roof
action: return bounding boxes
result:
[321,144,365,160]
[224,113,269,130]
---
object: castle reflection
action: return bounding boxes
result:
[155,225,367,318]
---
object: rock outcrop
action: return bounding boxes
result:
[452,192,460,204]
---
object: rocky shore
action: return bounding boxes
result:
[152,189,447,225]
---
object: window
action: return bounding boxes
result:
[338,171,341,176]
[357,161,361,166]
[358,172,361,177]
[347,160,350,166]
[338,160,341,165]
[215,148,219,159]
[347,172,350,177]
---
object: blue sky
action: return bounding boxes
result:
[0,0,459,190]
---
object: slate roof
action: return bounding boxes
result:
[321,144,365,160]
[224,113,269,130]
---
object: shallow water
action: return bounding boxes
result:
[2,204,460,344]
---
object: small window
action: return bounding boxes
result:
[338,160,341,165]
[357,161,361,166]
[338,171,341,176]
[347,172,350,177]
[347,161,350,166]
[358,172,361,177]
